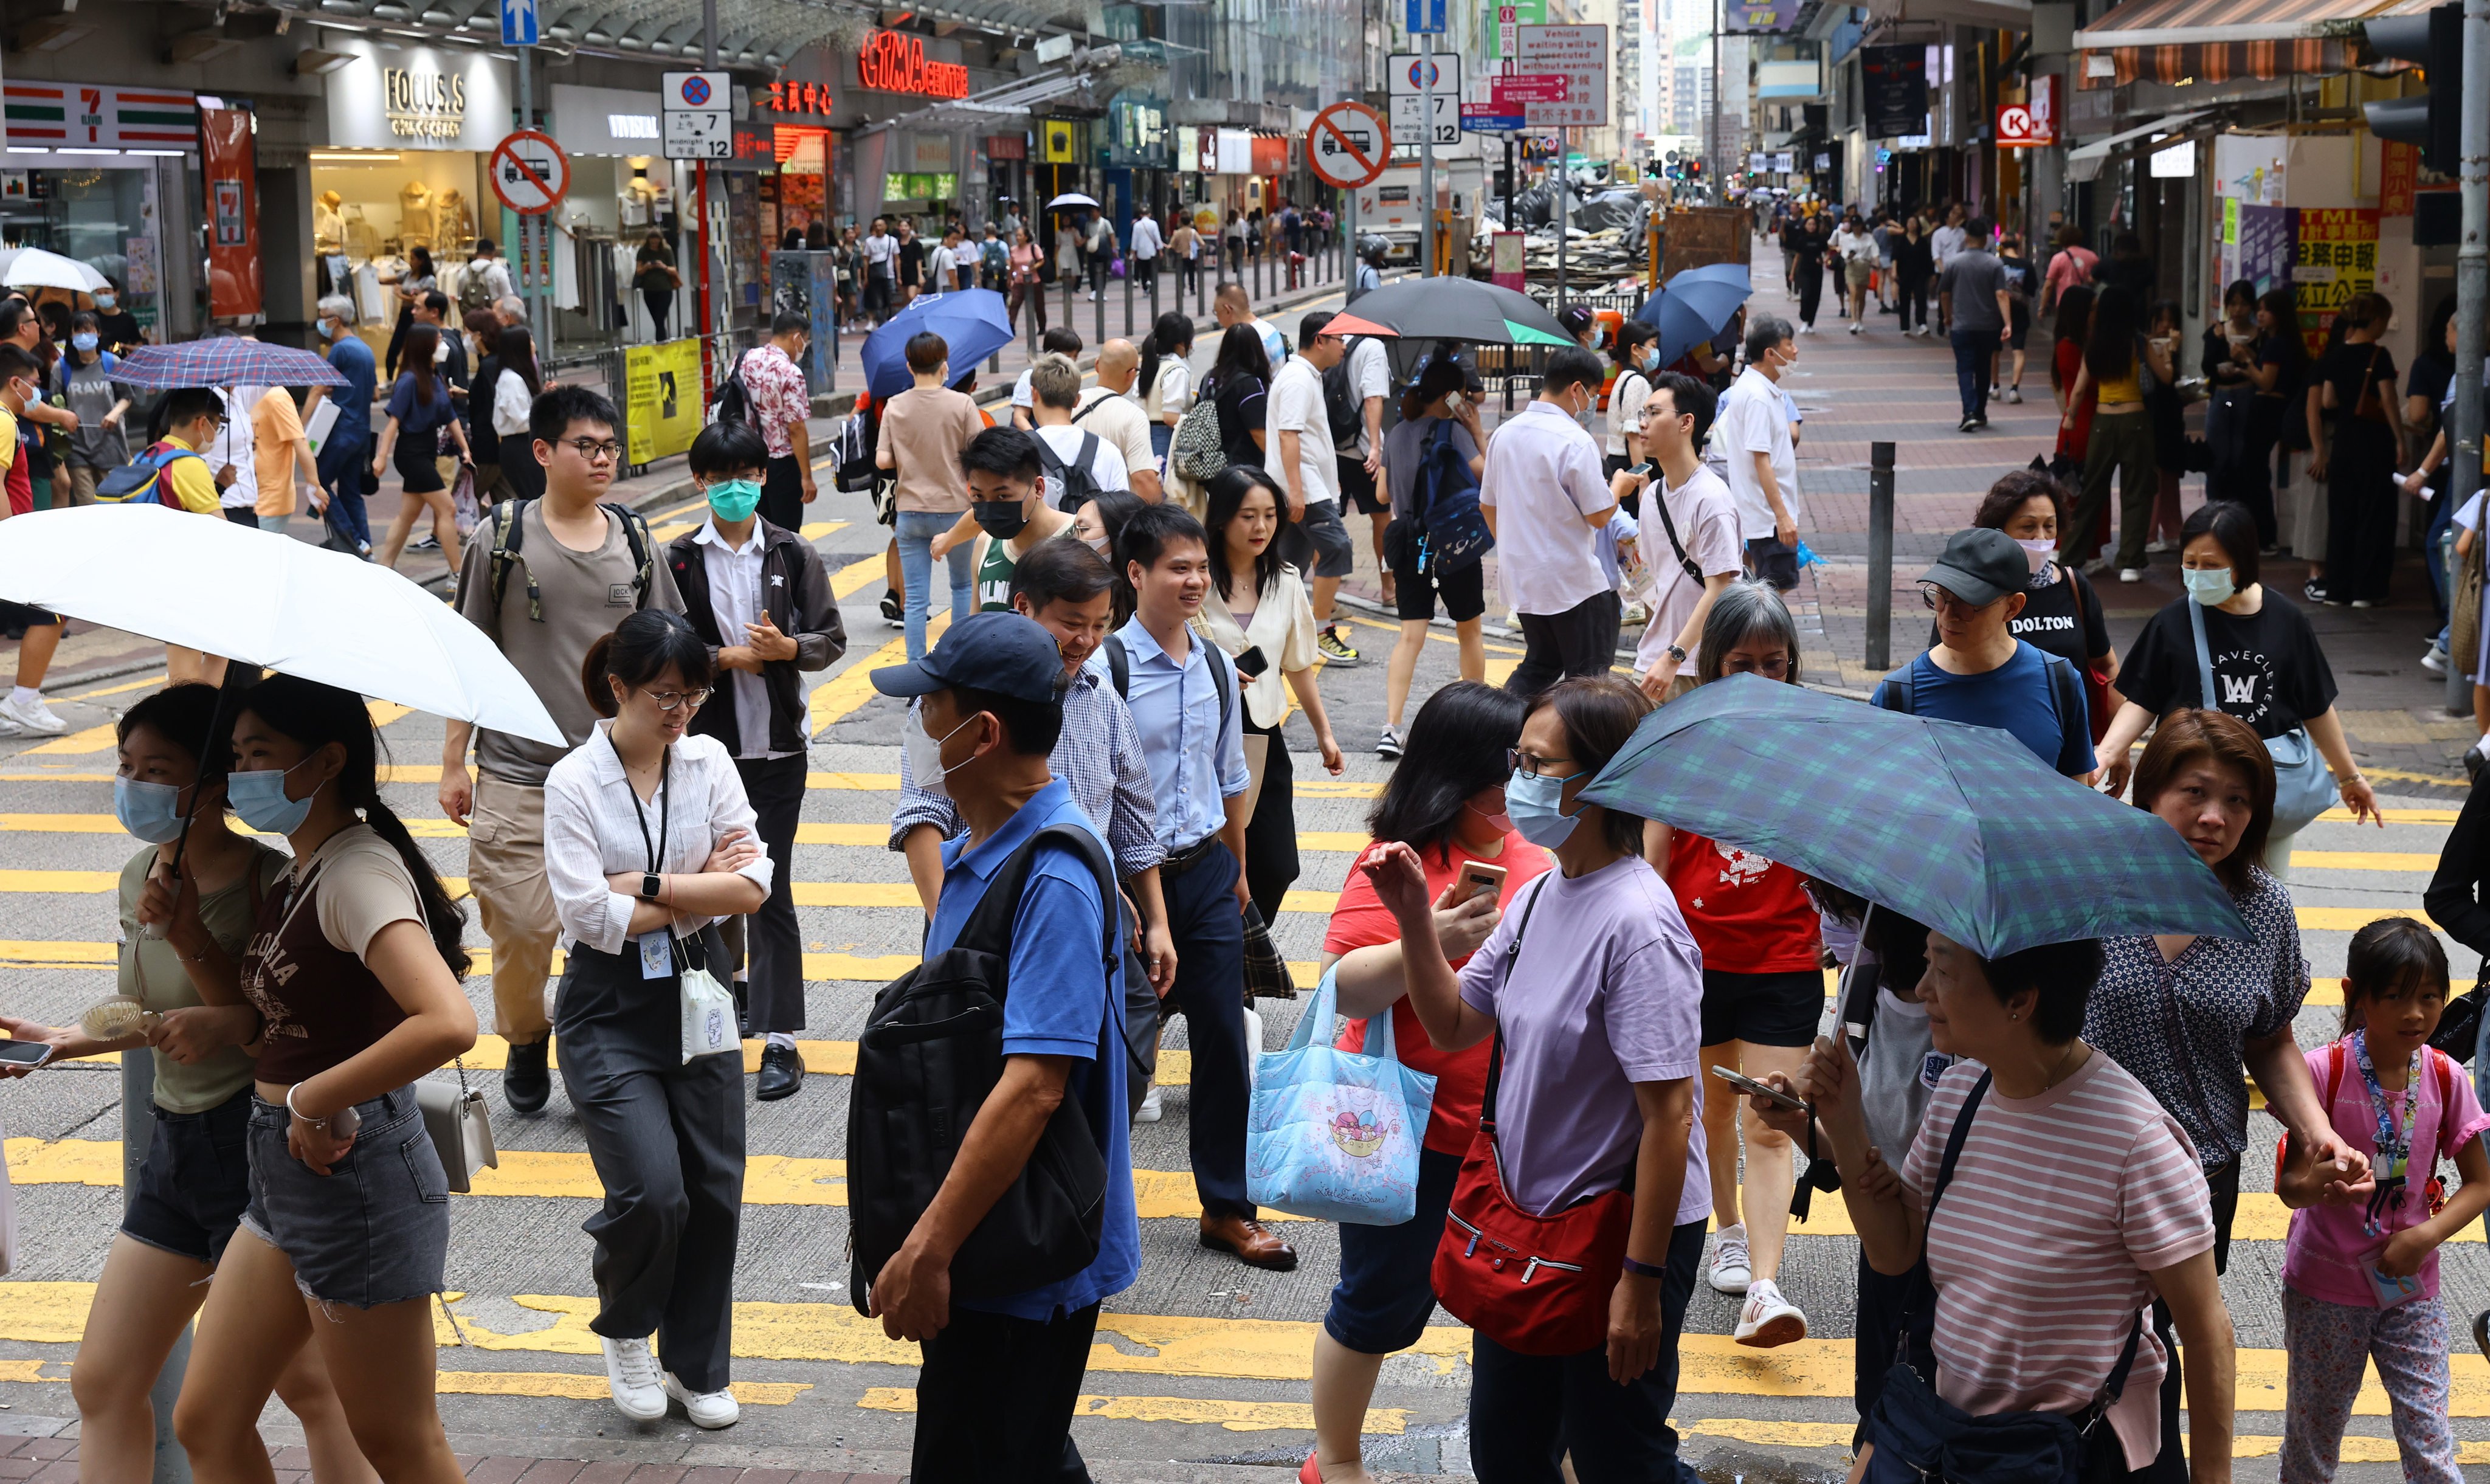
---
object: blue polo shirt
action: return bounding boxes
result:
[326,334,377,445]
[928,777,1137,1322]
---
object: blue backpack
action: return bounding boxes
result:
[1415,419,1492,575]
[94,441,207,506]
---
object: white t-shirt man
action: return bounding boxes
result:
[1264,355,1339,509]
[1074,385,1159,478]
[1340,337,1391,459]
[213,385,264,510]
[928,242,957,289]
[1712,365,1798,542]
[1033,424,1130,494]
[1477,399,1615,617]
[1630,463,1743,675]
[1931,221,1967,269]
[863,230,897,278]
[1129,215,1164,261]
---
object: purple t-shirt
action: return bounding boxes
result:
[1457,854,1710,1221]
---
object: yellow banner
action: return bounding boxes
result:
[624,337,702,467]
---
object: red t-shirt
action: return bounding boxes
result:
[1323,833,1554,1155]
[1662,829,1821,975]
[2,407,32,517]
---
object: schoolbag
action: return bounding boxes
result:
[1036,429,1107,512]
[1322,342,1367,446]
[831,402,879,493]
[1414,419,1493,574]
[2275,1041,2460,1216]
[1875,649,2088,772]
[458,260,496,314]
[95,441,208,506]
[847,821,1120,1308]
[486,497,656,622]
[1103,632,1233,735]
[711,350,756,430]
[1169,395,1228,484]
[981,238,1010,277]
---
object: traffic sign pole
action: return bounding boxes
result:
[1421,30,1436,277]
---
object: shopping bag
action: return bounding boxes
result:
[449,462,483,538]
[1246,968,1437,1226]
[680,964,739,1061]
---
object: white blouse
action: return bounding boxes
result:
[1608,369,1652,458]
[1193,563,1317,730]
[492,369,534,438]
[542,725,773,954]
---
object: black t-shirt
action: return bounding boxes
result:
[2409,350,2455,430]
[898,240,925,286]
[2119,592,2338,740]
[2314,340,2396,421]
[1209,372,1267,471]
[1926,562,2109,672]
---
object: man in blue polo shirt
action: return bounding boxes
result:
[308,292,378,556]
[866,611,1139,1480]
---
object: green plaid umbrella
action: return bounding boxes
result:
[1579,676,2249,958]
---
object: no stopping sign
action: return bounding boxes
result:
[1307,102,1390,191]
[491,129,571,216]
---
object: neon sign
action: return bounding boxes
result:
[857,31,970,99]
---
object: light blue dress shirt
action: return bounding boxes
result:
[1112,616,1250,852]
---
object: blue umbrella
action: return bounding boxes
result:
[1635,261,1753,368]
[1579,676,2249,958]
[859,289,1014,398]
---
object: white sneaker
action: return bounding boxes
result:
[2424,644,2449,675]
[600,1336,666,1421]
[1135,1085,1163,1123]
[1734,1278,1808,1348]
[1376,725,1404,759]
[2118,568,2145,583]
[0,692,69,736]
[1849,323,1861,335]
[2144,539,2174,554]
[1708,1223,1751,1295]
[661,1371,740,1429]
[2005,387,2024,404]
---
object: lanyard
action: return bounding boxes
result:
[626,745,671,877]
[2353,1027,2421,1234]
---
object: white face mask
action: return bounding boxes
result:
[903,706,978,798]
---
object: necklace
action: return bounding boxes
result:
[2041,1040,2086,1092]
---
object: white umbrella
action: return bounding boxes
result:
[1045,192,1100,210]
[0,505,565,746]
[0,247,111,295]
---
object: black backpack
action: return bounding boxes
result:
[711,350,754,430]
[1322,340,1367,446]
[1102,632,1233,728]
[1037,429,1108,512]
[847,823,1120,1308]
[485,497,656,622]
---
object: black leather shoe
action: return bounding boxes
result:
[756,1041,805,1102]
[504,1037,552,1116]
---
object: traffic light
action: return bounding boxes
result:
[2364,3,2461,176]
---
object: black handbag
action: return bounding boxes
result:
[2429,961,2486,1063]
[1864,1071,2147,1484]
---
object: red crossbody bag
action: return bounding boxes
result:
[1430,880,1636,1356]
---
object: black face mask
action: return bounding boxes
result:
[971,500,1028,539]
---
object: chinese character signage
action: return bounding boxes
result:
[764,80,835,117]
[1722,2,1801,32]
[2380,140,2417,217]
[2291,208,2379,354]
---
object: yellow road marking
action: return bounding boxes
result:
[0,767,1388,795]
[1676,1421,2490,1465]
[436,1369,810,1404]
[858,1386,1401,1433]
[65,674,170,701]
[2299,906,2438,933]
[810,629,921,735]
[2290,852,2439,872]
[2319,808,2457,824]
[0,1282,2471,1413]
[832,553,888,599]
[20,724,118,756]
[1339,612,1525,656]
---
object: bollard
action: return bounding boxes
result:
[1866,440,1895,672]
[1123,261,1134,339]
[2447,524,2471,715]
[1149,260,1161,330]
[1062,270,1077,346]
[124,1046,193,1484]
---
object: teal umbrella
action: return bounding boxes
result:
[1579,676,2249,958]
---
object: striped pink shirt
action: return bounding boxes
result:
[1902,1052,2214,1471]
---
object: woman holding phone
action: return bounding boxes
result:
[1195,464,1347,925]
[0,684,371,1483]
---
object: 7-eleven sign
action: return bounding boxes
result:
[3,82,199,150]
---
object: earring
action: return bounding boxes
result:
[2009,1011,2019,1020]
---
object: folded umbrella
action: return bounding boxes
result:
[0,247,111,295]
[1323,277,1574,348]
[1636,262,1753,368]
[858,289,1015,399]
[0,505,564,746]
[112,339,350,390]
[1579,676,2249,958]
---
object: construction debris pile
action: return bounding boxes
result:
[1478,188,1657,284]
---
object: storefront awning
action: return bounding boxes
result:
[2073,0,2413,85]
[2064,109,2205,181]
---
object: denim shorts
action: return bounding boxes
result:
[122,1088,253,1265]
[1323,1146,1463,1355]
[241,1086,449,1309]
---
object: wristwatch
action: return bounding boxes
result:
[639,872,663,901]
[1666,643,1689,664]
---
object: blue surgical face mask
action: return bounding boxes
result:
[706,477,763,523]
[1505,768,1584,849]
[1638,347,1660,372]
[94,294,116,309]
[2181,565,2236,607]
[114,776,190,845]
[317,317,338,341]
[71,333,98,354]
[227,756,319,835]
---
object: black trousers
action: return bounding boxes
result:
[760,453,805,533]
[643,288,673,340]
[1897,272,1930,332]
[1795,259,1824,326]
[1508,590,1624,701]
[1240,716,1298,927]
[912,1301,1100,1482]
[2235,395,2287,548]
[2145,1156,2241,1483]
[1159,841,1253,1220]
[1467,1220,1707,1484]
[2323,421,2400,603]
[720,754,805,1034]
[556,944,747,1393]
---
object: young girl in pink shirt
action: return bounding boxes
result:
[2279,918,2490,1483]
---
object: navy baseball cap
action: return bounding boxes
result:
[871,611,1066,704]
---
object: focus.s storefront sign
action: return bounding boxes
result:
[320,36,513,151]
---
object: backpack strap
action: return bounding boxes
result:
[2046,653,2087,771]
[488,497,537,621]
[602,501,658,611]
[1644,476,1705,581]
[1205,635,1233,733]
[951,822,1123,981]
[1875,662,1917,715]
[1069,396,1105,426]
[1105,633,1131,700]
[1477,875,1556,1131]
[1101,630,1227,732]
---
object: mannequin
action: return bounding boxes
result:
[398,181,434,252]
[314,190,346,254]
[434,187,472,257]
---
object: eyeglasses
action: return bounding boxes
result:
[1720,653,1792,678]
[1920,585,1993,615]
[564,438,624,463]
[1506,748,1578,779]
[642,687,713,713]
